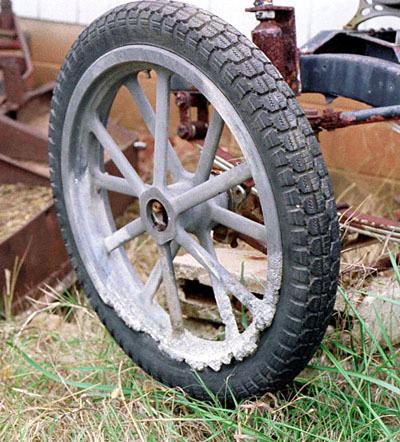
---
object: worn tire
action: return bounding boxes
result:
[49,1,340,402]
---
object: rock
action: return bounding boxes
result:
[174,248,400,346]
[175,248,267,295]
[345,276,400,345]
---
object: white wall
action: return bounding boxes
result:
[11,0,400,46]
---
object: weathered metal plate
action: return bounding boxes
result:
[0,202,71,312]
[0,121,139,312]
[0,114,49,163]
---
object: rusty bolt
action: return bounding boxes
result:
[177,123,194,140]
[152,201,164,214]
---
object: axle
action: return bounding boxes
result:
[307,104,400,131]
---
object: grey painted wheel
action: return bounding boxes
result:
[61,45,282,370]
[49,1,340,401]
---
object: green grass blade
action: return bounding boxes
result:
[321,343,393,438]
[9,343,134,397]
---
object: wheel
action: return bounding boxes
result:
[49,1,340,402]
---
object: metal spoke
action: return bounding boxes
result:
[93,170,139,197]
[198,231,239,339]
[104,218,146,253]
[125,75,184,181]
[153,69,171,188]
[173,162,252,214]
[159,242,184,334]
[176,228,259,314]
[143,242,180,302]
[90,118,146,195]
[193,111,224,185]
[211,205,267,244]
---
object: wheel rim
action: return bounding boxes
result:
[61,45,283,371]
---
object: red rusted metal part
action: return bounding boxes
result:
[0,56,27,110]
[213,148,256,189]
[0,203,72,312]
[338,207,400,274]
[0,114,49,162]
[339,207,400,235]
[372,252,400,273]
[0,1,143,312]
[341,234,376,252]
[0,131,139,313]
[247,2,300,94]
[25,81,55,102]
[0,0,14,31]
[341,252,400,280]
[215,148,241,167]
[0,154,49,186]
[306,107,400,131]
[175,92,209,141]
[11,5,33,86]
[0,37,20,50]
[0,0,34,113]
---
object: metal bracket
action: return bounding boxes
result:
[253,0,272,6]
[346,0,400,30]
[0,0,34,112]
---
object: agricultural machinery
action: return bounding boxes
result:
[3,0,400,401]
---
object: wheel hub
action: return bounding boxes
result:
[140,182,226,244]
[150,200,168,232]
[140,188,177,244]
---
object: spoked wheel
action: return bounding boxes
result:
[50,1,340,401]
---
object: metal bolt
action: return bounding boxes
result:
[152,201,164,214]
[133,140,147,150]
[177,123,194,140]
[256,10,276,20]
[254,0,272,6]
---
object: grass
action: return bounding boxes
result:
[0,283,399,441]
[3,255,24,322]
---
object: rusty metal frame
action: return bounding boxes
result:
[306,105,400,131]
[246,2,300,94]
[0,135,138,313]
[0,1,142,312]
[175,91,209,141]
[0,0,33,111]
[247,1,400,275]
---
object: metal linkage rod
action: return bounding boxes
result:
[307,104,400,131]
[341,104,400,124]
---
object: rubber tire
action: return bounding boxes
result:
[49,1,340,402]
